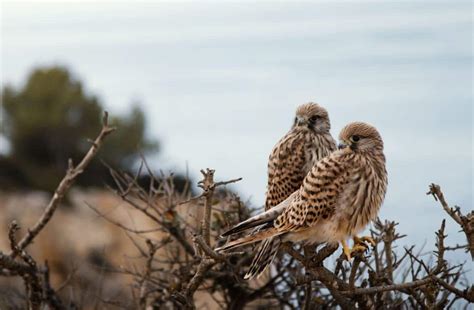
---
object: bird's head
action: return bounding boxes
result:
[338,122,383,153]
[293,102,331,134]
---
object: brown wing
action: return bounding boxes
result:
[265,131,336,210]
[273,153,352,231]
[265,131,308,210]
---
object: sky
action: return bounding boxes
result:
[1,1,473,263]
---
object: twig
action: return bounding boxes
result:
[42,260,65,309]
[193,235,242,261]
[428,183,474,259]
[183,259,215,306]
[341,278,433,295]
[303,281,312,310]
[139,240,158,309]
[349,255,362,289]
[13,112,115,254]
[85,202,161,234]
[197,169,241,246]
[382,220,396,284]
[427,184,462,225]
[107,166,196,256]
[0,251,34,275]
[432,276,474,302]
[199,169,215,246]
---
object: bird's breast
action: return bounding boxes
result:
[284,219,347,244]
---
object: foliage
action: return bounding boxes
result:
[1,66,158,191]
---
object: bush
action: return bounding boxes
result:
[1,66,158,191]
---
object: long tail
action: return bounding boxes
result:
[221,191,297,237]
[244,237,281,280]
[215,227,284,252]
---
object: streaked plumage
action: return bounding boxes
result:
[216,122,388,279]
[249,103,336,279]
[265,102,336,210]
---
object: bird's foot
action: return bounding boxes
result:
[353,236,376,247]
[342,237,375,260]
[342,244,367,260]
[341,240,352,260]
[350,244,368,257]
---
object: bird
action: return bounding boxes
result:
[216,122,388,280]
[265,102,337,210]
[247,102,336,279]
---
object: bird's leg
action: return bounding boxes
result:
[353,235,376,247]
[350,243,368,256]
[341,240,351,260]
[348,235,375,257]
[342,236,375,260]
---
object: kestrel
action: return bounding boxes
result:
[216,122,388,279]
[248,103,336,279]
[265,102,337,210]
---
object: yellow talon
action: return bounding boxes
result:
[354,236,376,247]
[341,240,351,260]
[342,237,375,260]
[350,244,368,255]
[350,235,375,257]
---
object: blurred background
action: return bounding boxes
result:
[0,0,472,302]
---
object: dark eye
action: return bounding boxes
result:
[309,116,319,123]
[351,135,360,142]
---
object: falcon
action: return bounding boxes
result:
[216,122,388,280]
[265,102,337,210]
[247,102,336,279]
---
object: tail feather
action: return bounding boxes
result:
[215,228,283,252]
[244,237,281,280]
[221,209,279,237]
[221,191,297,237]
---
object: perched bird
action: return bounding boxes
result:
[216,122,388,280]
[247,103,336,279]
[265,102,337,210]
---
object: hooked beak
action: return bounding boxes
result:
[338,142,347,150]
[296,116,307,126]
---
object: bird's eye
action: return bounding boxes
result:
[309,116,319,123]
[351,135,360,143]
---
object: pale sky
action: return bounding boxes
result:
[1,1,472,263]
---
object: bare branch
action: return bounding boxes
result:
[193,235,243,261]
[13,112,115,253]
[341,278,432,295]
[0,251,34,275]
[428,183,474,259]
[432,276,474,303]
[139,240,158,309]
[199,168,215,246]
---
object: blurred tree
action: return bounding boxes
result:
[1,66,158,191]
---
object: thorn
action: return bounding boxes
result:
[68,158,74,171]
[103,111,109,126]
